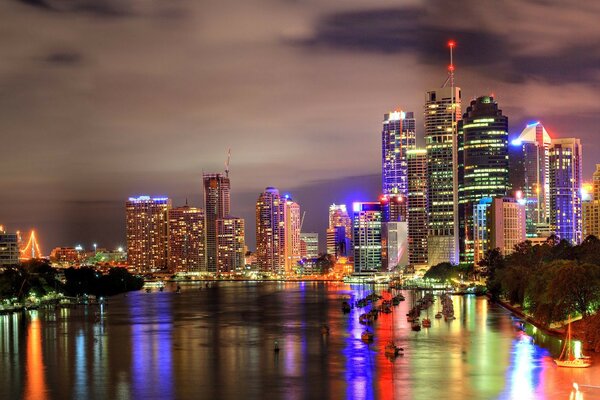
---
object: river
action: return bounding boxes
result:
[1,282,598,399]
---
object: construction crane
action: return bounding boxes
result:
[299,211,306,232]
[225,148,231,177]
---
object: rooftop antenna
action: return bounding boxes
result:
[442,40,456,88]
[225,148,231,177]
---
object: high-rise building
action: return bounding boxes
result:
[509,122,552,237]
[425,86,462,265]
[382,110,416,196]
[203,173,231,272]
[0,226,19,267]
[327,204,352,257]
[168,205,205,273]
[216,216,245,273]
[126,196,171,272]
[284,197,301,274]
[549,138,583,244]
[473,197,493,265]
[407,148,428,267]
[583,165,600,239]
[382,221,408,271]
[352,202,383,272]
[486,197,526,257]
[256,187,285,274]
[457,96,509,264]
[300,233,319,259]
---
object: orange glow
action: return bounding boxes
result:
[582,182,593,194]
[448,40,456,48]
[20,230,43,260]
[24,315,48,400]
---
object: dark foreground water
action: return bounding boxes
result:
[1,282,599,400]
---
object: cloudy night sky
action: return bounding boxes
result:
[1,0,599,252]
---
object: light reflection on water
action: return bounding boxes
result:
[0,282,598,400]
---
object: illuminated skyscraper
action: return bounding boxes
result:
[0,226,19,266]
[284,197,301,274]
[425,86,461,265]
[126,196,171,272]
[582,165,600,239]
[509,122,552,236]
[203,173,231,272]
[256,187,285,273]
[327,204,352,258]
[382,110,416,196]
[407,148,428,267]
[352,202,383,272]
[549,138,582,244]
[457,96,509,264]
[300,233,319,259]
[216,216,245,273]
[486,197,526,257]
[168,204,205,273]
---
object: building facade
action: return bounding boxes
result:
[424,86,462,265]
[255,187,285,274]
[583,164,600,239]
[216,216,245,273]
[300,233,319,259]
[203,173,231,272]
[126,196,171,272]
[168,205,205,273]
[407,148,428,267]
[486,197,526,257]
[327,204,352,258]
[0,226,19,267]
[509,122,552,237]
[352,202,382,272]
[382,110,416,196]
[549,138,583,244]
[457,96,509,264]
[284,197,301,274]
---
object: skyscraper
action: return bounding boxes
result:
[352,202,383,272]
[382,110,416,196]
[216,216,245,273]
[407,148,428,267]
[256,187,285,273]
[582,164,600,239]
[425,86,462,265]
[203,173,231,272]
[457,96,509,264]
[300,233,319,259]
[126,196,171,272]
[549,138,583,244]
[486,197,526,257]
[0,226,19,266]
[284,197,301,274]
[327,204,352,258]
[509,122,552,237]
[168,204,205,273]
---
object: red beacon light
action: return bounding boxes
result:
[448,40,456,48]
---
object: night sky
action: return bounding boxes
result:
[1,0,599,253]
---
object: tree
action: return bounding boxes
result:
[480,248,504,300]
[547,261,600,319]
[423,262,455,282]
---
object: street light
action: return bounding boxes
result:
[93,243,97,254]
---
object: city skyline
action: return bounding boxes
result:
[1,0,599,251]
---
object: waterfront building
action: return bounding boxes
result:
[509,122,552,237]
[49,247,80,266]
[549,138,583,244]
[126,196,171,272]
[300,233,319,259]
[582,165,600,239]
[457,96,509,264]
[0,226,19,267]
[203,173,231,272]
[255,187,285,274]
[352,202,383,272]
[382,110,416,196]
[216,216,245,273]
[407,148,428,267]
[382,221,408,271]
[168,205,205,273]
[486,197,526,257]
[327,204,352,257]
[425,86,462,265]
[284,197,301,274]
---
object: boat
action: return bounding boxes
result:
[435,312,442,319]
[320,325,330,335]
[361,330,374,342]
[342,301,351,313]
[385,341,403,357]
[554,317,592,368]
[422,318,431,328]
[411,321,421,332]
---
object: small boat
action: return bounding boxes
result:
[422,318,431,328]
[274,340,280,353]
[554,317,592,368]
[411,321,421,331]
[176,285,182,294]
[384,341,403,357]
[435,312,442,319]
[145,288,151,293]
[342,301,351,313]
[361,331,374,342]
[320,325,330,335]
